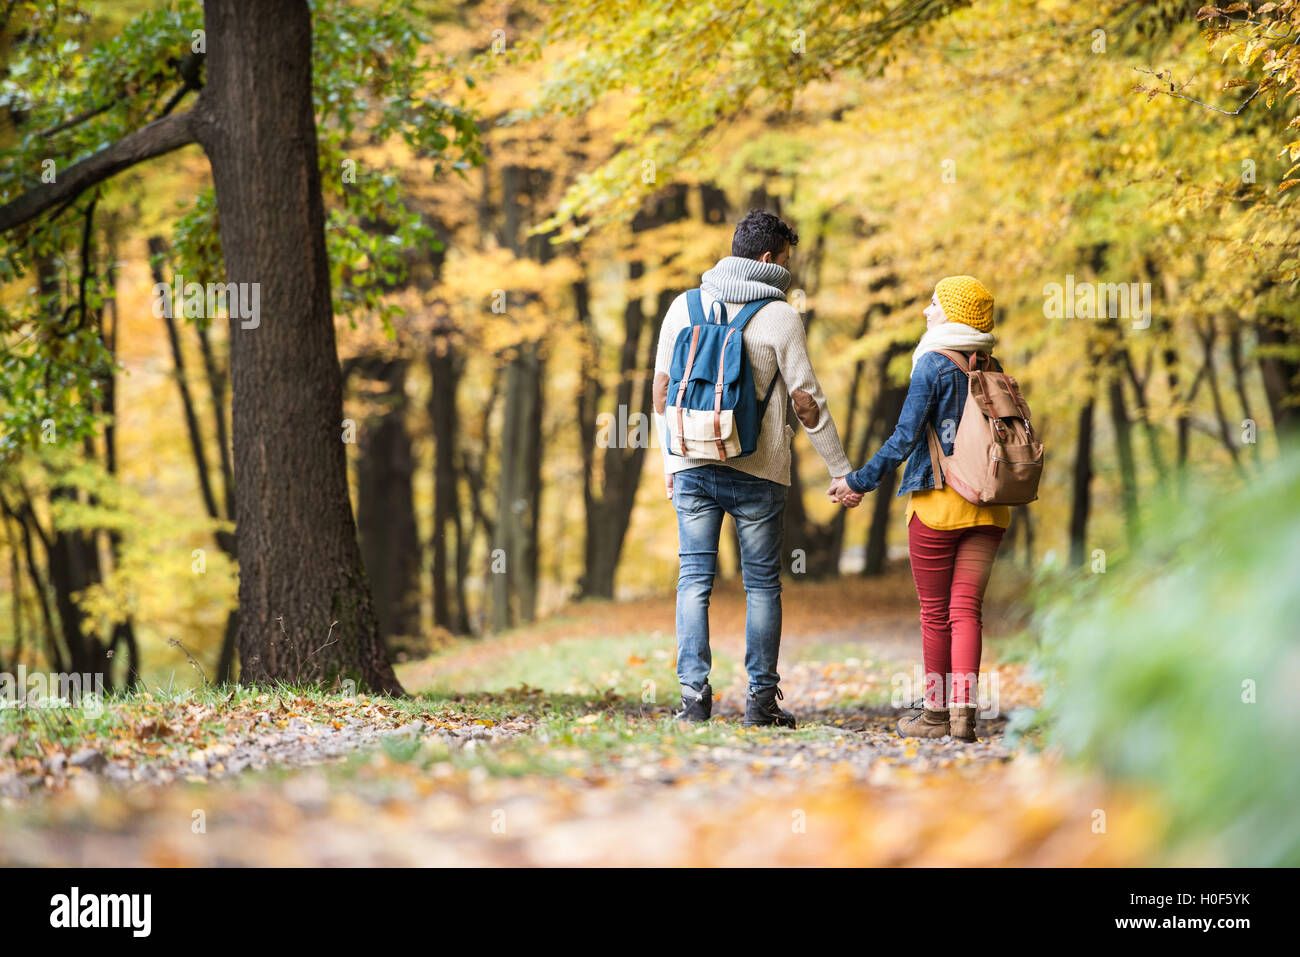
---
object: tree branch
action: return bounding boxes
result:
[0,108,198,234]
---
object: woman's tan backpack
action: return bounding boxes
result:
[925,350,1043,506]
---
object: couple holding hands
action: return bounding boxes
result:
[653,209,1020,742]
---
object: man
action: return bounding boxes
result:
[652,209,861,728]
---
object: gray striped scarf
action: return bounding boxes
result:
[700,256,791,303]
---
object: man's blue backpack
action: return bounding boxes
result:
[664,289,779,461]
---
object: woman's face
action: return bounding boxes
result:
[924,292,947,330]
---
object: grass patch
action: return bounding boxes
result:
[408,631,740,702]
[328,702,841,782]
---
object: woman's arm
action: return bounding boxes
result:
[843,358,938,494]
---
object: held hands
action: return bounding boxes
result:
[828,475,863,508]
[669,471,859,506]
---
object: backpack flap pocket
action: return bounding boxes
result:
[985,438,1044,505]
[666,406,741,460]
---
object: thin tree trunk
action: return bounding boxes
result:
[579,186,687,599]
[429,340,471,633]
[492,345,544,629]
[100,234,141,687]
[1227,325,1261,467]
[1069,397,1095,569]
[1,496,64,673]
[1120,347,1167,488]
[1198,317,1244,474]
[1107,366,1139,549]
[353,356,421,641]
[151,235,237,681]
[861,343,908,576]
[491,164,552,628]
[1255,314,1300,439]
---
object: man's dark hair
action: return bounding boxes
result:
[731,209,799,261]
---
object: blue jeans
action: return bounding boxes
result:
[672,464,787,695]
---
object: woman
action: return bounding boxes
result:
[830,275,1009,742]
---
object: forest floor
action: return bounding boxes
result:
[0,571,1163,866]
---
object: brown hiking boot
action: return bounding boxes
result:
[949,704,978,742]
[897,707,950,738]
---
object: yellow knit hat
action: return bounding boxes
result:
[934,275,995,333]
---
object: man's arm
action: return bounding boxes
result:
[772,305,853,479]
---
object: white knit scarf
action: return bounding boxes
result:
[910,322,997,377]
[700,256,791,303]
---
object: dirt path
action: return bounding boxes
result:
[0,575,1156,866]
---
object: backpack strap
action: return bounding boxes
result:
[687,288,729,326]
[926,349,977,489]
[934,348,980,373]
[686,289,704,325]
[728,297,777,332]
[734,297,782,422]
[674,324,703,455]
[712,328,740,460]
[926,423,946,490]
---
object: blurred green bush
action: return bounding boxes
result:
[1028,449,1300,866]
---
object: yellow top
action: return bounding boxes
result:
[906,485,1011,531]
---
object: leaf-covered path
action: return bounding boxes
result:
[0,575,1161,866]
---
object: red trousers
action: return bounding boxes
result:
[907,513,1005,708]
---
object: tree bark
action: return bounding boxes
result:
[1069,397,1095,569]
[194,0,400,692]
[1256,314,1300,439]
[429,339,472,633]
[352,357,421,641]
[1198,317,1244,473]
[1227,325,1262,467]
[1106,366,1139,549]
[860,342,908,576]
[1120,347,1167,487]
[491,164,552,629]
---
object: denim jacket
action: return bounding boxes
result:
[844,350,1001,496]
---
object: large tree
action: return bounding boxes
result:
[0,0,478,691]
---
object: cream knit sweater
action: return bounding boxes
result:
[652,281,851,487]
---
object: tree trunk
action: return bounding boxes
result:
[99,236,142,687]
[490,164,553,628]
[194,0,400,692]
[1120,347,1167,488]
[353,356,421,641]
[492,345,543,630]
[1106,367,1139,549]
[151,236,238,683]
[1007,504,1035,569]
[1069,398,1095,569]
[862,470,899,577]
[429,340,471,633]
[860,343,908,576]
[1227,325,1262,468]
[1256,314,1300,440]
[579,186,687,599]
[1198,317,1244,474]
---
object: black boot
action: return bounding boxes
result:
[743,685,796,729]
[674,683,712,722]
